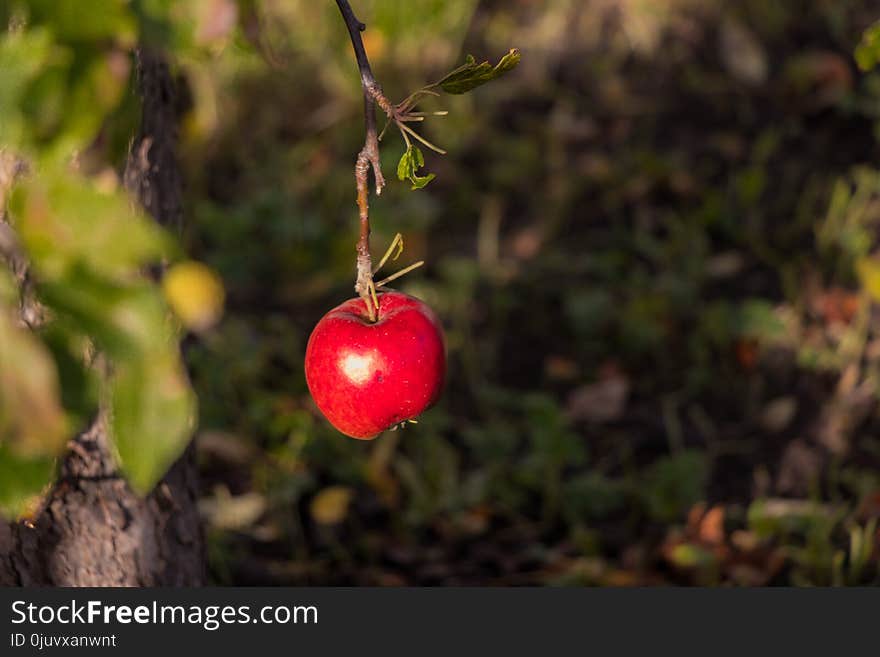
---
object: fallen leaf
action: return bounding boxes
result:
[199,488,266,530]
[567,365,629,423]
[720,18,768,85]
[687,502,707,535]
[760,396,797,433]
[813,286,860,325]
[544,355,579,381]
[699,506,726,545]
[310,486,353,526]
[730,530,760,552]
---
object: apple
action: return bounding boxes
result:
[305,290,446,439]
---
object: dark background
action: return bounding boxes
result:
[178,0,880,585]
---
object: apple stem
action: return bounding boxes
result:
[336,1,434,318]
[335,0,397,322]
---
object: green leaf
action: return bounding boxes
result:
[22,0,136,44]
[0,445,55,518]
[40,325,99,427]
[36,269,197,494]
[0,28,54,148]
[0,21,132,154]
[111,340,196,494]
[49,50,131,155]
[397,145,436,190]
[855,21,880,72]
[10,169,170,282]
[670,543,718,570]
[37,268,153,358]
[435,48,521,94]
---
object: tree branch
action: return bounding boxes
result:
[335,0,393,319]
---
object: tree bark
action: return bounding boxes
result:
[0,49,205,586]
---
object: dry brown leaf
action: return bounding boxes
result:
[544,355,579,381]
[567,365,630,423]
[813,287,860,325]
[734,338,759,370]
[699,505,726,546]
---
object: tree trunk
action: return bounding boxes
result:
[0,49,205,586]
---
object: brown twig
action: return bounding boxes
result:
[335,0,395,320]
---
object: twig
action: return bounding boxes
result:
[335,0,395,319]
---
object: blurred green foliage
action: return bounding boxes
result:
[856,20,880,71]
[184,0,880,585]
[0,0,219,508]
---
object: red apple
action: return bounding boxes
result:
[304,290,446,439]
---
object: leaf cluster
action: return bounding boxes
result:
[394,49,521,189]
[0,1,223,514]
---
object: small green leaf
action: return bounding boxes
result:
[435,48,521,94]
[397,145,436,190]
[856,256,880,301]
[111,341,196,494]
[670,543,718,570]
[410,174,435,190]
[855,21,880,72]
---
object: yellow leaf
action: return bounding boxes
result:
[0,303,68,458]
[856,257,880,301]
[162,261,225,332]
[310,486,353,525]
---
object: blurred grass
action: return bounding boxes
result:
[182,0,880,585]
